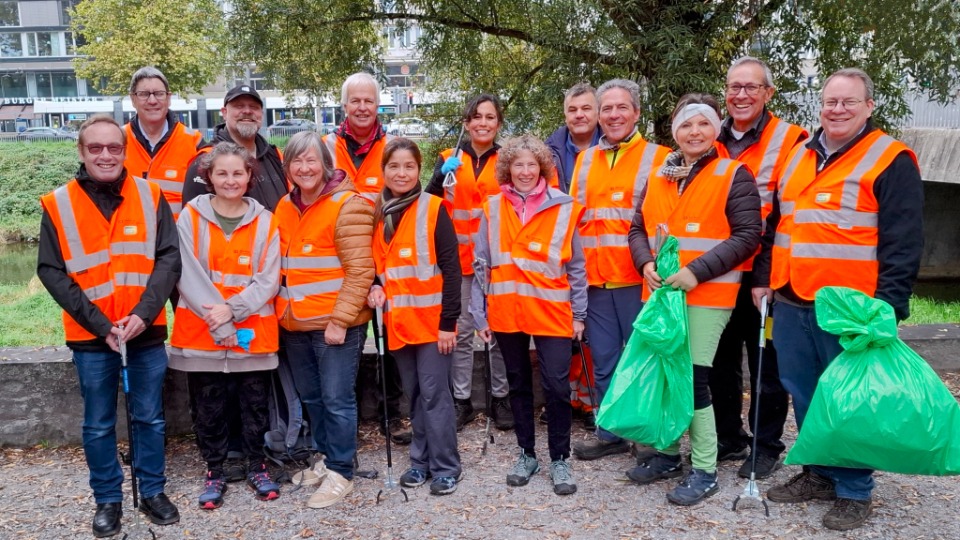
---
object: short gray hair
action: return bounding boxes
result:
[597,79,640,111]
[727,56,774,88]
[822,67,875,101]
[564,82,597,103]
[129,66,169,94]
[341,72,380,107]
[282,131,335,184]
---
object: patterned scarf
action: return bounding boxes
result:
[338,119,385,157]
[376,183,422,244]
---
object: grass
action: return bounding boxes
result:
[906,296,960,325]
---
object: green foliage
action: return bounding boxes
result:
[0,282,63,346]
[0,143,78,241]
[70,0,228,95]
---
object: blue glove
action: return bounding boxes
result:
[440,155,462,174]
[236,329,255,352]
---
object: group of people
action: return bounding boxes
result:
[37,55,923,538]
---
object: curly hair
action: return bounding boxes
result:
[197,142,255,192]
[494,134,556,185]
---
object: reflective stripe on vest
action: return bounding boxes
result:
[440,147,488,275]
[124,122,202,220]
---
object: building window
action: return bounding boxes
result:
[0,32,21,57]
[24,32,65,56]
[60,0,76,25]
[52,72,77,96]
[0,72,27,98]
[0,1,18,27]
[35,73,52,97]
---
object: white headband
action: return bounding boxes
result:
[671,103,722,140]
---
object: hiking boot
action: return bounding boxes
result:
[626,452,683,485]
[246,463,280,501]
[767,470,836,503]
[199,471,227,510]
[139,493,180,525]
[223,455,246,483]
[388,418,412,445]
[549,459,577,495]
[454,398,477,431]
[429,476,458,495]
[506,451,540,486]
[292,456,328,487]
[631,443,659,464]
[738,453,782,480]
[572,438,630,461]
[666,468,719,506]
[307,470,354,509]
[823,498,873,531]
[92,502,122,538]
[492,396,515,431]
[399,467,430,488]
[717,441,749,462]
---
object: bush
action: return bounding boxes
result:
[0,142,78,241]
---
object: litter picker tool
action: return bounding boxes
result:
[373,306,408,504]
[575,338,599,429]
[472,257,496,456]
[441,125,466,189]
[117,324,157,540]
[732,295,771,517]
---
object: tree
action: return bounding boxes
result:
[227,0,959,144]
[70,0,228,95]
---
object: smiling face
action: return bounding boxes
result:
[222,95,263,141]
[466,100,501,151]
[820,75,874,149]
[208,154,251,202]
[344,83,379,134]
[79,123,126,183]
[383,149,420,195]
[725,63,774,132]
[131,77,171,126]
[598,87,640,144]
[675,114,718,163]
[287,146,326,198]
[564,92,599,139]
[509,149,541,193]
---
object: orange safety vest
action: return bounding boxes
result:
[770,130,917,300]
[124,122,203,219]
[171,205,279,354]
[641,158,744,309]
[40,175,166,341]
[716,113,807,270]
[274,190,355,329]
[373,192,448,350]
[485,191,584,337]
[323,133,394,202]
[439,147,490,275]
[570,139,671,286]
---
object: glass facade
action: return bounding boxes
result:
[0,71,27,97]
[0,1,18,27]
[0,31,20,57]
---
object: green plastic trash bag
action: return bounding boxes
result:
[784,286,960,475]
[596,236,693,449]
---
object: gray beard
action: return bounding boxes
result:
[233,121,260,139]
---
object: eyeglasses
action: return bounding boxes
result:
[725,83,767,96]
[132,90,171,101]
[822,98,864,110]
[84,144,125,155]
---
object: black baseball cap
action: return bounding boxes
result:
[224,84,263,106]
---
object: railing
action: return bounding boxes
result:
[901,95,960,129]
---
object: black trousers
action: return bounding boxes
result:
[188,370,272,470]
[497,332,572,461]
[709,274,789,457]
[356,322,404,423]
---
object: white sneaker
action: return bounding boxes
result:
[292,456,328,487]
[306,470,354,509]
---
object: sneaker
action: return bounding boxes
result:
[631,443,659,464]
[307,470,354,509]
[666,468,719,506]
[454,398,477,431]
[399,467,430,488]
[626,452,683,485]
[549,459,577,496]
[429,476,458,495]
[572,438,630,461]
[822,498,873,531]
[199,471,227,510]
[491,396,515,431]
[246,463,280,501]
[223,455,246,483]
[767,469,836,503]
[737,453,782,480]
[292,456,328,487]
[506,451,540,486]
[717,441,749,462]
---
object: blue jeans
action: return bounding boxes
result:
[72,344,168,504]
[282,325,364,480]
[773,301,874,500]
[585,285,643,442]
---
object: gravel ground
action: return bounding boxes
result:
[3,374,960,540]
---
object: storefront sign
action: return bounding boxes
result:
[2,98,34,106]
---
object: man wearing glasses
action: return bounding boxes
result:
[37,115,182,537]
[752,68,923,531]
[709,56,807,480]
[124,66,205,220]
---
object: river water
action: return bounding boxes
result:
[0,242,38,285]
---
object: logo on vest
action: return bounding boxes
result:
[399,248,413,258]
[123,225,138,235]
[685,223,700,233]
[302,244,313,253]
[365,177,378,186]
[238,255,250,265]
[611,191,624,202]
[815,193,831,203]
[165,169,177,179]
[528,241,542,253]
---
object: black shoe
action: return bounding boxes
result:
[572,438,630,461]
[631,443,660,464]
[738,452,782,479]
[454,398,477,431]
[92,502,122,538]
[716,441,749,462]
[625,452,683,485]
[581,411,596,431]
[388,418,413,445]
[139,493,180,525]
[223,456,247,483]
[491,396,514,431]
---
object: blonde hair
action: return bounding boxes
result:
[495,134,556,185]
